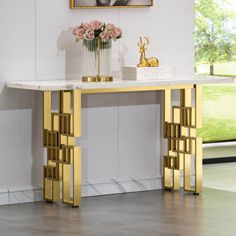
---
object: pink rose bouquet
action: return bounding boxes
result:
[73,20,122,51]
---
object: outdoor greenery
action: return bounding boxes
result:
[196,61,236,76]
[198,84,236,142]
[195,0,236,143]
[195,0,236,75]
[199,117,236,142]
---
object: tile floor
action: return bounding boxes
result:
[203,162,236,193]
[0,163,235,236]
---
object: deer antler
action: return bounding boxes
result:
[138,37,143,48]
[144,36,150,46]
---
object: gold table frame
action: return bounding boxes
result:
[42,84,202,207]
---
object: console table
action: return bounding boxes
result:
[7,76,233,207]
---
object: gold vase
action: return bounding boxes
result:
[82,38,113,82]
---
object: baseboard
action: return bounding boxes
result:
[203,141,236,160]
[0,187,43,205]
[203,156,236,164]
[0,176,163,205]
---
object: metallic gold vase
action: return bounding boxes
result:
[82,38,113,82]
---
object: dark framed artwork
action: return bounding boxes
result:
[70,0,153,8]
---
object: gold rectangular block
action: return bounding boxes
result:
[184,154,192,191]
[52,113,60,132]
[44,165,59,181]
[60,114,71,135]
[164,122,181,139]
[164,155,180,170]
[43,91,52,131]
[44,178,53,202]
[47,147,60,162]
[44,130,60,148]
[60,135,76,146]
[73,147,81,207]
[195,138,203,193]
[62,163,72,205]
[73,90,81,137]
[62,146,73,164]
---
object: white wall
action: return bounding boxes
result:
[0,0,194,203]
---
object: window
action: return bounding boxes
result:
[195,0,236,143]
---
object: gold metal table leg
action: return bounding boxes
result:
[43,90,82,206]
[163,85,203,194]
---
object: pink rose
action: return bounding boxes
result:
[73,27,86,39]
[84,29,95,40]
[108,29,116,38]
[104,24,122,39]
[100,31,110,41]
[106,23,115,31]
[89,20,103,30]
[114,27,122,39]
[81,22,89,30]
[73,21,122,42]
[72,26,79,35]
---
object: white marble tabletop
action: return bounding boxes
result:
[6,75,234,91]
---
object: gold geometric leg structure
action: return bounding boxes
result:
[43,90,82,206]
[163,85,202,194]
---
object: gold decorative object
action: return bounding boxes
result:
[137,37,159,67]
[43,90,81,207]
[41,84,202,207]
[163,85,202,194]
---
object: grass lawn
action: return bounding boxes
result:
[199,117,236,143]
[196,62,236,143]
[199,83,236,143]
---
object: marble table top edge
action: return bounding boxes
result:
[6,75,235,91]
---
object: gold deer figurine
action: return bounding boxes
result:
[137,37,159,67]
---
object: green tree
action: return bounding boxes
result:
[195,0,236,75]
